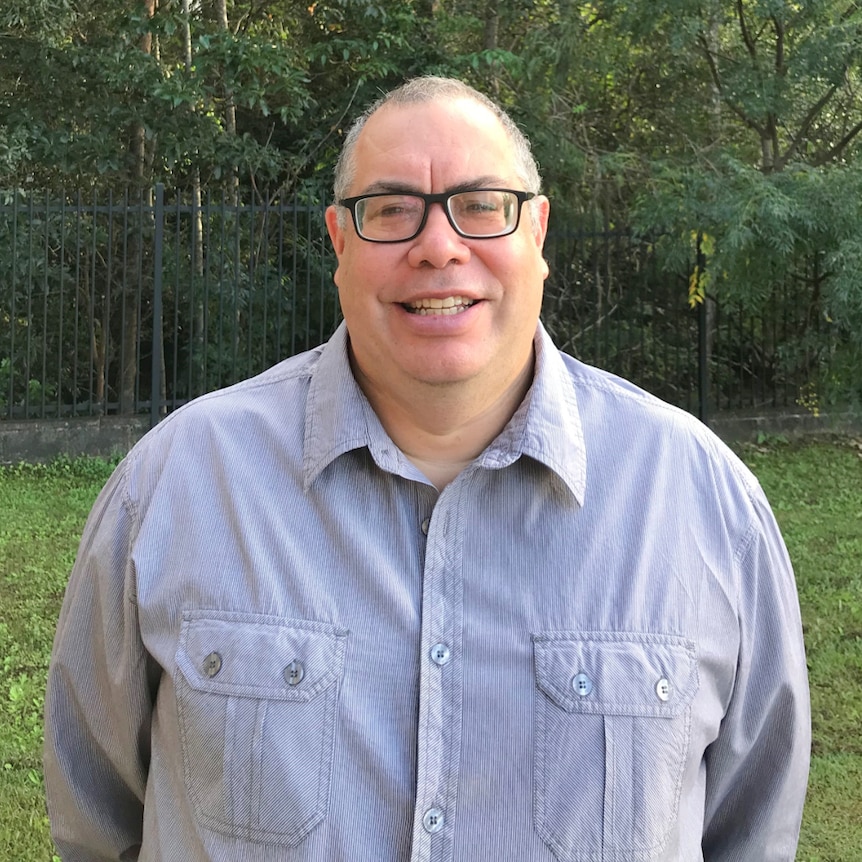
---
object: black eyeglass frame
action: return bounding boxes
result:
[338,188,536,243]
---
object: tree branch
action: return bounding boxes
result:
[737,0,757,59]
[812,116,862,166]
[772,16,786,76]
[779,82,840,167]
[697,31,766,138]
[272,80,364,202]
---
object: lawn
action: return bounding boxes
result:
[1,439,860,861]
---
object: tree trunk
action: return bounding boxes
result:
[216,0,239,202]
[131,0,156,184]
[183,0,206,393]
[484,0,500,96]
[119,0,157,413]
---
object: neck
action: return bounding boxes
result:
[351,351,535,490]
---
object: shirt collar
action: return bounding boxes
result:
[303,321,586,504]
[475,323,586,504]
[302,323,415,490]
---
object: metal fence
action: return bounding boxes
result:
[0,185,835,429]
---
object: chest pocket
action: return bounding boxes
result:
[175,610,348,846]
[532,631,698,862]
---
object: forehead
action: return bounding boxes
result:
[350,97,517,193]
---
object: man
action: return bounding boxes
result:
[44,77,810,861]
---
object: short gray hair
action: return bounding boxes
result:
[333,77,543,225]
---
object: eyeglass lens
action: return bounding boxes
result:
[354,190,521,241]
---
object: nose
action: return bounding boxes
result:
[406,201,471,269]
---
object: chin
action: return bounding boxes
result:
[404,353,486,387]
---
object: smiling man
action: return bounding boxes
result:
[44,77,810,862]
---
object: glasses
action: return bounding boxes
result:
[338,188,536,243]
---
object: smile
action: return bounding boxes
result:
[404,296,477,316]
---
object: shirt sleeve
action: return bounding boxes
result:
[702,483,811,861]
[43,458,154,861]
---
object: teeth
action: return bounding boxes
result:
[406,296,476,315]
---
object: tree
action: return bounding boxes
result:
[2,0,861,409]
[489,0,862,407]
[623,0,862,406]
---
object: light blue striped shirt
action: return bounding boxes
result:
[44,321,810,861]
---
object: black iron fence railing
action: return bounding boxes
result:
[0,185,839,428]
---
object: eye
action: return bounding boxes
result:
[465,198,499,213]
[361,195,423,223]
[455,192,501,215]
[378,203,409,217]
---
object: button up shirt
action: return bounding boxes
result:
[44,322,810,862]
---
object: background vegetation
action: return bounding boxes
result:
[2,0,862,410]
[0,440,861,859]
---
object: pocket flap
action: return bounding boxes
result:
[532,631,698,717]
[177,610,348,702]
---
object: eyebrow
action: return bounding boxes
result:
[356,176,513,196]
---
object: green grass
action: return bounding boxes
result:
[1,441,861,860]
[0,456,116,862]
[739,436,862,861]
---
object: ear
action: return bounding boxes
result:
[325,205,346,257]
[532,195,551,249]
[532,196,551,282]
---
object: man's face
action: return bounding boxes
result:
[325,97,550,397]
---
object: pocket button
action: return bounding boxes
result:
[572,672,593,697]
[203,652,222,677]
[655,677,671,702]
[284,660,305,686]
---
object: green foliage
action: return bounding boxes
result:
[3,0,862,404]
[0,0,77,46]
[631,157,862,406]
[0,0,464,192]
[0,186,340,417]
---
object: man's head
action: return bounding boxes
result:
[325,76,550,406]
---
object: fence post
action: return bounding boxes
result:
[150,183,165,428]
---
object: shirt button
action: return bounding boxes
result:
[284,660,305,686]
[655,677,671,702]
[203,652,222,677]
[430,643,451,666]
[421,517,431,535]
[423,807,445,833]
[572,672,593,697]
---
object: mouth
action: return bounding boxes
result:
[403,296,478,316]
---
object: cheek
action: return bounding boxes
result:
[334,255,382,329]
[333,262,349,310]
[498,250,547,303]
[334,241,381,285]
[332,248,364,301]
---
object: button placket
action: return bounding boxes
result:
[412,495,463,859]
